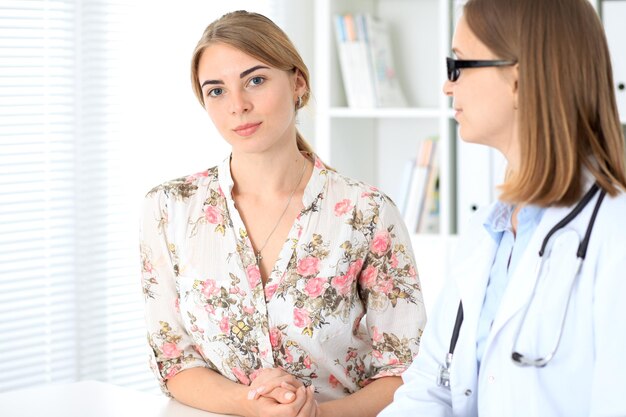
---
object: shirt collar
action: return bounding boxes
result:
[483,201,545,241]
[217,153,327,210]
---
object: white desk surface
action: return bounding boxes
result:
[0,380,233,417]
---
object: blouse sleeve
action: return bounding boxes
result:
[140,189,209,395]
[358,197,427,380]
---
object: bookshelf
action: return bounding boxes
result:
[314,0,456,235]
[313,0,458,309]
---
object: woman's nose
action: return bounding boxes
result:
[230,90,251,114]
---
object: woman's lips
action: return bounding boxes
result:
[233,122,262,137]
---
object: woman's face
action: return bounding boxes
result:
[443,15,519,163]
[197,43,306,155]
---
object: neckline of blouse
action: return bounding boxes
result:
[217,153,327,210]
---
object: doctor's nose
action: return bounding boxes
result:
[443,79,453,97]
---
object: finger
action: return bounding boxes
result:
[295,386,316,417]
[261,387,297,404]
[248,374,299,400]
[281,380,302,390]
[282,385,307,415]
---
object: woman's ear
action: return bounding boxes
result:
[293,69,307,98]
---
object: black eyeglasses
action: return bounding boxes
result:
[446,57,517,82]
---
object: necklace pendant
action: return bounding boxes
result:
[256,251,263,264]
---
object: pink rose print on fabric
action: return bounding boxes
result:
[297,256,320,277]
[390,253,399,268]
[284,348,294,364]
[219,316,230,334]
[371,326,383,343]
[161,342,182,359]
[143,259,153,273]
[232,367,250,385]
[204,206,223,224]
[293,307,312,328]
[249,369,262,382]
[185,171,209,183]
[370,230,391,256]
[346,259,364,279]
[334,199,353,216]
[165,365,180,379]
[360,265,378,289]
[329,374,339,388]
[331,274,354,296]
[204,303,216,315]
[269,327,282,348]
[201,279,219,298]
[376,277,394,295]
[246,264,261,288]
[303,356,312,369]
[304,277,326,298]
[264,283,278,300]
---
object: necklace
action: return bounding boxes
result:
[255,158,307,265]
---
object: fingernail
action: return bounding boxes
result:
[255,386,266,394]
[247,390,256,400]
[285,392,295,400]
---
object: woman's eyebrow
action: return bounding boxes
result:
[201,65,270,89]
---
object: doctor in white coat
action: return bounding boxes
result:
[379,0,626,416]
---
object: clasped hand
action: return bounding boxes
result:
[245,368,319,417]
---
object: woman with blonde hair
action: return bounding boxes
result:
[380,0,626,415]
[140,10,426,417]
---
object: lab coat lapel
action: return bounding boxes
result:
[488,205,572,336]
[449,215,497,405]
[453,216,498,342]
[455,232,496,323]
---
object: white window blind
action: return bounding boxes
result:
[0,0,81,392]
[0,0,278,394]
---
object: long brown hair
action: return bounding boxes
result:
[191,10,316,158]
[465,0,626,205]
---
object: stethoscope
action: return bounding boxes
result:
[437,183,606,388]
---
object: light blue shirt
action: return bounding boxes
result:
[476,202,545,369]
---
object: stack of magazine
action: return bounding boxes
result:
[333,13,407,108]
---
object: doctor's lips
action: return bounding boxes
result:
[233,122,262,137]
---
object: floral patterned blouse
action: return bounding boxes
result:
[140,154,426,402]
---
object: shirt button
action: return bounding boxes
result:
[488,375,496,383]
[464,389,472,396]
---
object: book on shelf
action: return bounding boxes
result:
[333,13,407,108]
[402,138,439,234]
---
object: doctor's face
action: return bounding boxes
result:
[443,16,519,164]
[196,43,306,155]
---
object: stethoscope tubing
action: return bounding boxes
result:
[443,183,606,373]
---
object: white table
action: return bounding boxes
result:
[0,380,233,417]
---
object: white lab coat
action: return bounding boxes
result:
[379,188,626,417]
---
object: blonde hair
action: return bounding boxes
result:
[465,0,626,206]
[191,10,317,158]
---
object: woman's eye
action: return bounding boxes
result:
[208,88,223,97]
[250,76,264,86]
